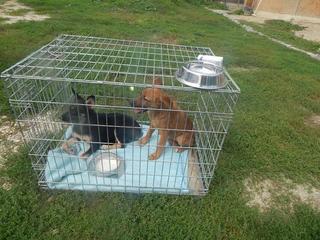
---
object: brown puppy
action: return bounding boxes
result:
[132,77,194,160]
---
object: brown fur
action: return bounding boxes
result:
[133,77,194,160]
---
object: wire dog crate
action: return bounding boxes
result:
[1,34,240,195]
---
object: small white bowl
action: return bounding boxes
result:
[88,152,124,177]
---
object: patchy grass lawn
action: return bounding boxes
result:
[8,8,29,16]
[0,0,320,239]
[242,19,320,54]
[203,1,227,10]
[0,16,8,23]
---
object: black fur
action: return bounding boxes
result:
[61,89,142,157]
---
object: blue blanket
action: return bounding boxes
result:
[45,125,189,194]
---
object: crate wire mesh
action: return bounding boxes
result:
[1,34,240,195]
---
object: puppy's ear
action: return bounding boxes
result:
[159,95,173,109]
[86,95,96,109]
[153,76,163,87]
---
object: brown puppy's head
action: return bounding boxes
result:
[131,77,176,113]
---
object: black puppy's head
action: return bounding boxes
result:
[61,88,95,124]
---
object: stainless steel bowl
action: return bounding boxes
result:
[175,60,227,89]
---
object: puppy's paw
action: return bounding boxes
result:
[62,143,75,155]
[149,152,160,160]
[176,148,184,153]
[79,152,89,159]
[101,143,122,150]
[175,147,185,153]
[139,137,149,146]
[68,148,76,155]
[100,145,108,150]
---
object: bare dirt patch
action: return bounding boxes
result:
[0,111,60,165]
[304,115,320,128]
[151,34,178,45]
[227,13,267,24]
[0,115,23,166]
[0,111,60,190]
[294,21,320,43]
[244,177,320,213]
[0,115,22,191]
[0,0,49,24]
[0,177,12,190]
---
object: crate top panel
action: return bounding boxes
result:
[1,34,240,93]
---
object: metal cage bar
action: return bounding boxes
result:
[1,35,240,195]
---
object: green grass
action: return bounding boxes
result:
[242,19,320,54]
[230,8,244,15]
[1,0,320,239]
[8,8,30,16]
[0,17,8,23]
[202,1,227,10]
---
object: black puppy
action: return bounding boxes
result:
[61,89,142,157]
